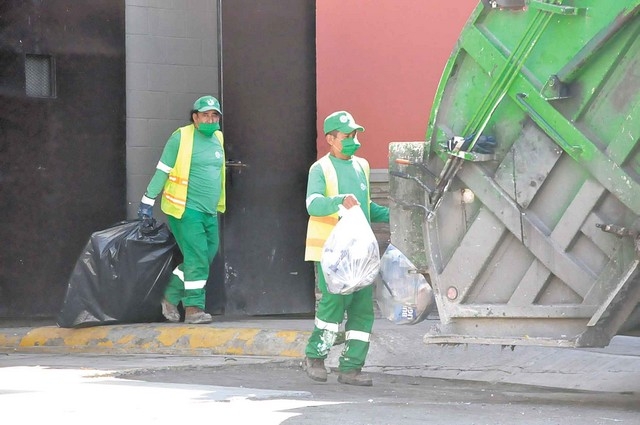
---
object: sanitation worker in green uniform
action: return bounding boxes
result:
[303,111,389,386]
[138,95,226,324]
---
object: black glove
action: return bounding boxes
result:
[138,197,154,220]
[472,135,497,154]
[448,134,497,154]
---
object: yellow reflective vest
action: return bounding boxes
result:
[304,154,370,262]
[161,124,226,219]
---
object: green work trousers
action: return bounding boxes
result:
[165,208,219,310]
[305,262,374,372]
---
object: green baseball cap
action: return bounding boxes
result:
[193,95,222,114]
[323,111,364,134]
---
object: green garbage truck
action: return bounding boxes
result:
[389,0,640,347]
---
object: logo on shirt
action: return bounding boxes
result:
[215,152,222,159]
[360,183,366,191]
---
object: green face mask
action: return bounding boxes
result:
[197,122,220,137]
[340,137,361,156]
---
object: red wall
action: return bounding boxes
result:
[316,0,479,168]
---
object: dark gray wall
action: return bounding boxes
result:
[0,1,126,317]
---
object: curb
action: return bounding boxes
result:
[0,327,30,351]
[0,324,310,357]
[3,322,639,393]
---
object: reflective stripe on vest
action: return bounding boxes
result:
[161,125,226,219]
[215,130,227,214]
[304,154,370,261]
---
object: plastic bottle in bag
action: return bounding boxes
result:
[376,244,435,325]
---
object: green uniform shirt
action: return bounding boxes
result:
[306,155,389,223]
[146,128,224,214]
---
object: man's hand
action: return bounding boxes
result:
[342,194,360,209]
[138,195,155,220]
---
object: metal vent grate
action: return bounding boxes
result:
[25,54,55,97]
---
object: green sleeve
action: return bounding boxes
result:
[145,169,168,199]
[370,201,389,223]
[306,162,345,216]
[144,132,180,199]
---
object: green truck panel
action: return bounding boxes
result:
[389,0,640,347]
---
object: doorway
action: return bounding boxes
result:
[216,0,317,315]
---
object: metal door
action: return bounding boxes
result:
[219,0,316,315]
[390,0,640,347]
[0,1,125,318]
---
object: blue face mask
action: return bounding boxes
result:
[197,122,220,137]
[340,137,361,156]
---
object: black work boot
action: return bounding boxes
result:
[337,369,373,386]
[161,298,180,322]
[303,357,328,382]
[184,306,213,324]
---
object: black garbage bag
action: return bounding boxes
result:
[57,219,177,328]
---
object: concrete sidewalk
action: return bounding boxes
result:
[1,317,639,393]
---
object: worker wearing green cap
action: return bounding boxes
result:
[138,95,226,324]
[303,110,389,386]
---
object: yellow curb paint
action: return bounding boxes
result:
[19,327,112,348]
[8,325,312,357]
[189,328,254,349]
[276,330,303,343]
[116,334,136,344]
[154,327,247,348]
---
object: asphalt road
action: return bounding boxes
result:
[1,353,638,425]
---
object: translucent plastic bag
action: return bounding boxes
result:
[321,206,380,295]
[375,244,435,325]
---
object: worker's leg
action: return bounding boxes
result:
[339,284,374,372]
[305,262,350,359]
[166,209,211,310]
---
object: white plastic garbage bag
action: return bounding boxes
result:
[321,206,380,295]
[375,244,434,325]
